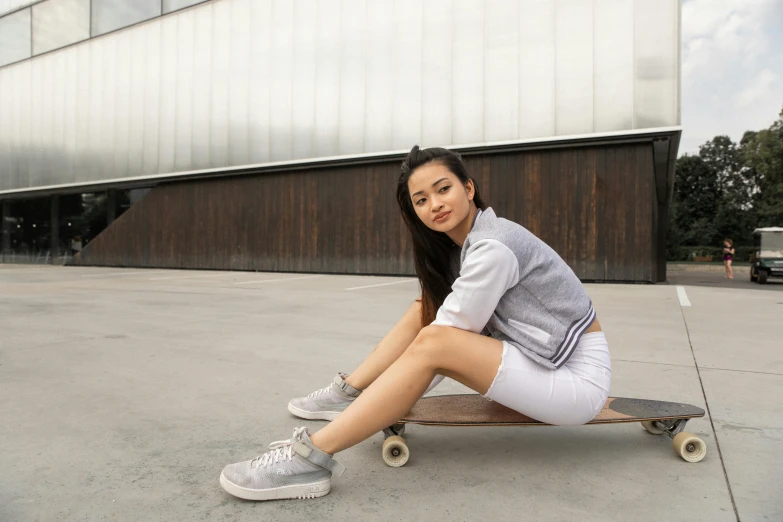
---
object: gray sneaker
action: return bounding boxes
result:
[220,427,345,501]
[287,373,362,421]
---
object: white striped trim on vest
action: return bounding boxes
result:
[550,304,596,368]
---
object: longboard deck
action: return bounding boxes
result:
[399,395,705,426]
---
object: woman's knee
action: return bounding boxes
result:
[406,325,449,362]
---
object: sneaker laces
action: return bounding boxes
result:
[306,384,334,398]
[251,427,308,468]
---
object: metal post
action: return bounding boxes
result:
[51,195,60,263]
[657,202,669,283]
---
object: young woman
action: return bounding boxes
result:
[219,146,612,501]
[723,239,735,279]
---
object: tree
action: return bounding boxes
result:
[698,136,757,244]
[668,104,783,260]
[740,106,783,226]
[672,155,720,223]
[668,155,721,257]
[698,136,744,198]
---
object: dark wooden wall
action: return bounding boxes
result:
[71,142,658,282]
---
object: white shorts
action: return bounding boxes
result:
[483,332,612,426]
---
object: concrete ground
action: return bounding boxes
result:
[667,262,783,291]
[0,264,780,522]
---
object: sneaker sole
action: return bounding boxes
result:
[287,402,341,421]
[220,473,331,501]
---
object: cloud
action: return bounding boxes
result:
[735,69,778,108]
[680,0,783,155]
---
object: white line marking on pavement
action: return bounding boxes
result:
[235,275,322,285]
[80,270,167,278]
[345,279,418,291]
[676,286,691,307]
[0,269,52,274]
[149,272,236,281]
[0,267,73,274]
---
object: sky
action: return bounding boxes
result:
[680,0,783,155]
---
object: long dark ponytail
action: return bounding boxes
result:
[396,146,486,326]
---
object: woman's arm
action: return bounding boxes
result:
[432,239,519,333]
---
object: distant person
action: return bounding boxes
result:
[723,238,735,279]
[219,146,611,501]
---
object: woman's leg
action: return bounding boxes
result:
[287,300,426,421]
[310,325,503,454]
[343,300,424,390]
[727,260,733,278]
[724,260,730,278]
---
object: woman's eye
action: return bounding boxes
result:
[439,186,450,193]
[415,198,425,205]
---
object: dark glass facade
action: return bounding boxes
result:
[1,188,149,264]
[2,197,51,263]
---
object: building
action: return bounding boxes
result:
[0,0,681,282]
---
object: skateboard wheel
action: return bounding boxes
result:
[382,435,409,467]
[672,432,706,463]
[641,420,665,435]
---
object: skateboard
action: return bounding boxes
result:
[381,395,706,467]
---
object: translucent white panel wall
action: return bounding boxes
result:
[32,0,90,55]
[0,0,32,16]
[0,0,680,193]
[0,8,30,66]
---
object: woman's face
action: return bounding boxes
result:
[407,162,474,233]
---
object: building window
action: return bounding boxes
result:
[162,0,208,15]
[1,197,50,264]
[116,188,150,219]
[32,0,90,55]
[0,8,31,67]
[90,0,160,37]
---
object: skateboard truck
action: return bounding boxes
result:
[382,423,405,438]
[643,418,687,436]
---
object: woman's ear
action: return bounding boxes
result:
[466,179,475,201]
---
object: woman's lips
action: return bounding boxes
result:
[434,212,451,223]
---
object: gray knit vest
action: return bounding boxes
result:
[460,208,595,369]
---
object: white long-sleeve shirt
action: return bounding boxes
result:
[424,235,520,393]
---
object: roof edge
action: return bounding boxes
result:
[1,126,682,199]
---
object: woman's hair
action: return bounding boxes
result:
[725,238,733,246]
[396,145,486,326]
